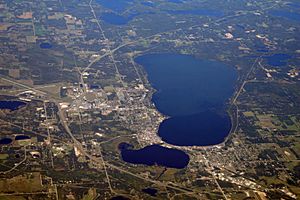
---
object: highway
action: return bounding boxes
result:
[57,103,201,196]
[82,41,135,73]
[0,76,47,96]
[0,55,201,198]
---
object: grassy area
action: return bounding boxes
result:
[292,142,300,156]
[82,188,98,200]
[256,114,300,132]
[0,172,44,193]
[260,176,283,186]
[35,24,46,36]
[243,111,255,117]
[256,114,278,129]
[0,154,9,160]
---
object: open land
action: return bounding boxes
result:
[0,0,299,199]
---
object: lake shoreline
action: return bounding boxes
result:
[135,53,237,147]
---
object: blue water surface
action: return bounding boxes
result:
[15,135,30,140]
[0,100,26,111]
[0,138,12,145]
[142,188,158,196]
[110,196,130,200]
[40,42,52,49]
[135,54,237,146]
[119,143,190,168]
[159,111,231,146]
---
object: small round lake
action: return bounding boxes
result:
[15,135,31,140]
[119,143,190,169]
[110,196,130,200]
[135,54,237,146]
[0,100,26,111]
[142,188,158,196]
[0,138,13,145]
[40,42,52,49]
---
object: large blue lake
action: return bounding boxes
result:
[100,9,222,25]
[135,54,237,146]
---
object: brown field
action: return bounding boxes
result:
[0,172,45,193]
[8,69,20,79]
[0,23,12,31]
[17,12,32,19]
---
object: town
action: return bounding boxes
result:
[0,0,299,199]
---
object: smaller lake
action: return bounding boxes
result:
[265,54,291,67]
[89,85,100,89]
[110,196,130,200]
[40,42,52,49]
[119,143,189,169]
[0,100,26,111]
[15,135,31,140]
[142,188,158,196]
[0,138,13,145]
